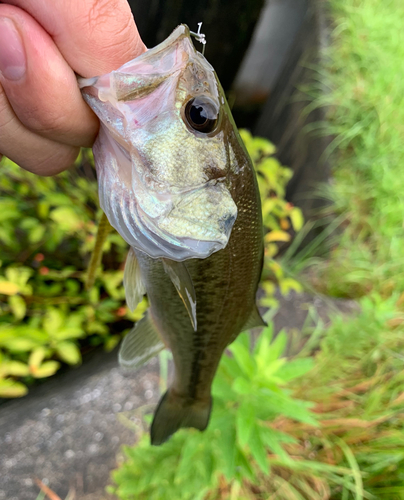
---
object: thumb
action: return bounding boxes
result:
[3,0,146,76]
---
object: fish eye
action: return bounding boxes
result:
[184,97,219,134]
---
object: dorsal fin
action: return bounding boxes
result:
[119,312,165,370]
[123,247,146,311]
[162,259,197,331]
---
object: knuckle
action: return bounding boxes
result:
[0,81,66,139]
[25,146,79,176]
[0,85,20,136]
[23,103,67,137]
[83,0,137,61]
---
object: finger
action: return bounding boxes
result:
[0,82,79,175]
[0,5,99,147]
[4,0,146,76]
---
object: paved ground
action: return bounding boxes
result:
[0,349,160,500]
[0,291,358,500]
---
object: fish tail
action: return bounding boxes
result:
[150,390,212,446]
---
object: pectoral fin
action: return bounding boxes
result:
[124,247,146,311]
[241,305,266,331]
[162,259,197,331]
[119,312,165,370]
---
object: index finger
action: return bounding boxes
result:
[4,0,146,76]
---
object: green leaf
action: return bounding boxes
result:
[232,377,251,395]
[215,415,237,480]
[0,378,28,397]
[8,294,26,319]
[267,331,288,363]
[234,448,256,482]
[176,435,202,481]
[228,342,255,379]
[56,341,81,365]
[236,400,256,447]
[276,358,314,382]
[248,425,269,475]
[260,426,293,464]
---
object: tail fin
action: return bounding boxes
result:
[150,390,212,446]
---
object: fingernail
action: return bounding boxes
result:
[0,17,26,81]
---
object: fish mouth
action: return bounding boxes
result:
[117,182,237,261]
[105,189,236,261]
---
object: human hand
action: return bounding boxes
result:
[0,0,145,175]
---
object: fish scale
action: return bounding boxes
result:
[79,24,264,445]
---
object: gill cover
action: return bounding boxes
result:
[79,25,237,261]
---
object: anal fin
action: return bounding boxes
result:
[119,312,165,370]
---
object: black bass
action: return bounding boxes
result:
[79,25,264,445]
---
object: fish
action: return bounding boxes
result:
[79,24,264,445]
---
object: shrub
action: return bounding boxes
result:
[0,133,303,398]
[0,153,145,398]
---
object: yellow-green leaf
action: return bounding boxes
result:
[29,347,47,369]
[261,198,277,216]
[1,337,38,352]
[104,335,121,352]
[290,208,304,231]
[0,281,19,295]
[0,378,28,398]
[43,309,63,336]
[265,231,291,243]
[50,207,82,233]
[8,294,26,319]
[29,224,46,244]
[32,361,60,378]
[279,278,303,295]
[56,342,81,365]
[0,360,30,377]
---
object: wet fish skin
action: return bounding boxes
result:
[80,25,264,445]
[133,117,264,444]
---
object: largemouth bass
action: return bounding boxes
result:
[79,25,264,445]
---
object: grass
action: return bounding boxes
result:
[296,292,404,499]
[276,0,404,496]
[299,0,404,298]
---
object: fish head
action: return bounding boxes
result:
[80,25,239,261]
